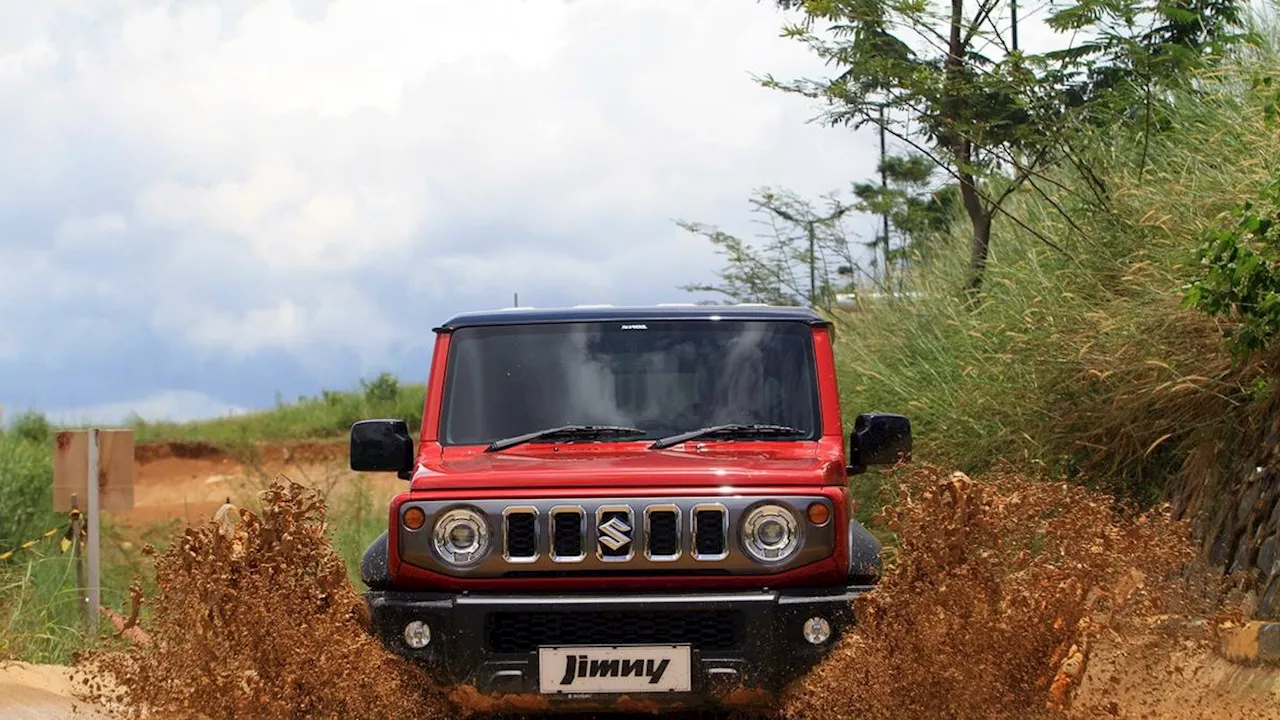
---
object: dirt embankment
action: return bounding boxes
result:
[118,440,399,531]
[1169,411,1280,620]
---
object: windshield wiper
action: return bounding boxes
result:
[485,425,647,452]
[647,423,806,450]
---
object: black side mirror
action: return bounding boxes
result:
[351,419,415,480]
[848,412,912,474]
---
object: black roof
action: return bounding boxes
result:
[434,304,829,332]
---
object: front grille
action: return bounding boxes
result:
[484,609,744,653]
[399,495,837,578]
[505,511,538,559]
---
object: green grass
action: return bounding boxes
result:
[0,515,173,664]
[0,431,59,554]
[326,477,392,590]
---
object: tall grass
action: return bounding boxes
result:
[0,516,169,664]
[0,431,59,553]
[326,477,393,590]
[834,29,1280,504]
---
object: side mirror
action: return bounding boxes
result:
[351,419,415,480]
[848,412,912,474]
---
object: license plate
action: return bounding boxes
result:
[537,645,692,694]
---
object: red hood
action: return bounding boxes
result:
[409,442,845,491]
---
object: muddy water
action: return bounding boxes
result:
[70,471,1274,719]
[783,466,1272,720]
[75,481,448,719]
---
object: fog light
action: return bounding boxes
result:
[803,616,832,645]
[403,620,431,649]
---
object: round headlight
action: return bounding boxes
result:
[741,503,801,563]
[432,507,491,567]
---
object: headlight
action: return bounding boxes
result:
[432,507,491,567]
[741,503,801,563]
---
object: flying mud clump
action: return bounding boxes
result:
[75,480,447,720]
[783,465,1238,720]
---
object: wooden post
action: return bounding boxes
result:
[86,428,100,636]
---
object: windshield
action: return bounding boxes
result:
[439,320,821,446]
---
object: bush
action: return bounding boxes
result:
[360,372,400,406]
[1185,177,1280,356]
[10,411,51,444]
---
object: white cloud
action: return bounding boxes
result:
[0,37,58,81]
[154,283,396,360]
[54,211,129,251]
[0,0,1080,412]
[3,0,885,373]
[44,390,249,426]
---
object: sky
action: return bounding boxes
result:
[0,0,1059,425]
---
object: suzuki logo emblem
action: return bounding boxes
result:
[598,516,633,551]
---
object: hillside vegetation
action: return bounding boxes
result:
[131,372,425,446]
[827,39,1280,507]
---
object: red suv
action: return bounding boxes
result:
[351,304,910,711]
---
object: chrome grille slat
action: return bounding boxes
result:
[644,505,681,561]
[692,504,729,560]
[502,507,539,562]
[549,506,586,562]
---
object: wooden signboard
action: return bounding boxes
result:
[53,429,135,512]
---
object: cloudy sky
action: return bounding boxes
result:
[1,0,1052,425]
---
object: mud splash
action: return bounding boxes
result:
[62,469,1272,720]
[783,465,1263,720]
[75,480,447,719]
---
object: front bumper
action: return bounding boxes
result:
[365,585,869,710]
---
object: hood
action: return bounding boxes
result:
[409,444,844,491]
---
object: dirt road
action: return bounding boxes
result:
[3,643,1276,719]
[0,662,106,720]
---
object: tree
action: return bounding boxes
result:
[678,188,866,311]
[851,152,957,287]
[763,0,1247,296]
[1045,0,1249,120]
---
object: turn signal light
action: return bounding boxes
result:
[404,506,427,531]
[806,502,830,526]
